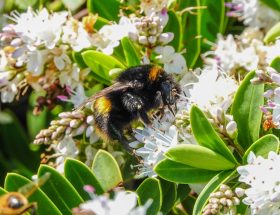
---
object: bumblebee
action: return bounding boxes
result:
[78,64,181,151]
[0,173,50,215]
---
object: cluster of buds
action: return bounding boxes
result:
[202,184,240,215]
[129,14,173,48]
[34,109,99,145]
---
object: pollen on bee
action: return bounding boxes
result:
[94,96,112,114]
[149,66,162,81]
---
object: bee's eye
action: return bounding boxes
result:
[8,196,24,209]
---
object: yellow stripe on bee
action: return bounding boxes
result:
[149,66,162,81]
[94,96,112,114]
[94,125,110,141]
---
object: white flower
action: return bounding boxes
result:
[236,46,259,71]
[55,136,79,172]
[10,7,67,49]
[27,49,48,75]
[265,39,280,65]
[92,17,137,55]
[130,125,178,177]
[227,0,280,30]
[237,151,280,215]
[80,191,151,215]
[62,19,92,52]
[187,65,238,116]
[1,82,17,103]
[155,46,186,74]
[54,52,72,71]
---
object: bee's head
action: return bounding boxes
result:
[160,76,181,106]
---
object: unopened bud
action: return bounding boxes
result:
[226,121,237,138]
[138,36,148,45]
[148,36,157,45]
[271,73,280,84]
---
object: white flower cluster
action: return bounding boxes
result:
[237,151,280,215]
[0,8,91,105]
[226,0,280,30]
[129,125,178,178]
[75,188,151,215]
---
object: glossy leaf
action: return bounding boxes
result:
[155,159,220,184]
[82,50,125,82]
[4,173,61,215]
[92,150,123,192]
[200,0,226,44]
[38,165,83,214]
[190,105,238,164]
[14,0,37,10]
[166,144,236,170]
[243,134,279,163]
[231,71,264,149]
[0,187,7,195]
[260,0,280,13]
[87,0,120,21]
[64,158,104,200]
[270,56,280,72]
[136,178,162,215]
[175,184,191,204]
[193,170,236,215]
[164,11,182,51]
[0,111,39,171]
[121,37,141,66]
[159,179,177,214]
[182,0,202,68]
[264,22,280,44]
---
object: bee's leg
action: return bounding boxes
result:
[154,91,163,108]
[109,123,134,153]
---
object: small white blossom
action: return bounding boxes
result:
[237,151,280,215]
[79,191,151,215]
[55,136,79,172]
[188,65,238,116]
[140,0,168,16]
[10,7,67,49]
[155,46,186,74]
[226,0,280,30]
[130,125,178,177]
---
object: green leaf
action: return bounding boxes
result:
[264,22,280,44]
[87,0,120,21]
[82,50,125,82]
[92,150,123,192]
[64,158,104,200]
[243,134,279,163]
[164,11,182,51]
[260,0,280,13]
[193,170,236,215]
[4,173,61,215]
[155,159,219,184]
[190,105,238,164]
[182,0,202,68]
[72,51,87,69]
[121,37,141,66]
[231,71,264,149]
[166,144,236,171]
[0,110,39,171]
[201,0,226,43]
[38,165,83,214]
[270,56,280,72]
[27,93,47,139]
[0,187,7,195]
[15,0,37,10]
[159,179,177,214]
[136,178,162,215]
[175,184,191,204]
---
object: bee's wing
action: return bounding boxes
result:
[18,173,51,197]
[74,82,133,110]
